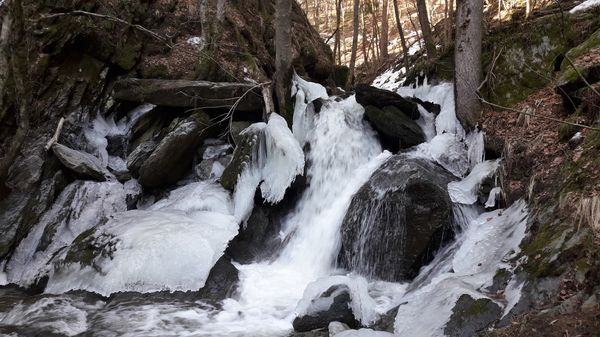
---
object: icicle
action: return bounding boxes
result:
[447,160,500,204]
[232,113,305,225]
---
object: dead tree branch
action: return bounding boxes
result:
[45,117,65,151]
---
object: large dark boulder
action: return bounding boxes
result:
[339,155,456,282]
[355,85,420,119]
[363,105,425,151]
[443,294,501,337]
[293,285,360,332]
[138,112,212,188]
[113,79,264,113]
[51,144,107,181]
[197,254,239,302]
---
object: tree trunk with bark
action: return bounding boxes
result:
[380,0,389,59]
[274,0,293,121]
[415,0,436,58]
[334,0,342,64]
[348,0,360,87]
[454,0,483,131]
[392,0,410,70]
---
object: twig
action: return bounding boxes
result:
[478,95,600,131]
[564,55,600,98]
[325,27,339,45]
[478,46,504,93]
[45,117,65,151]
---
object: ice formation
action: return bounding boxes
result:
[448,160,500,204]
[232,112,305,224]
[393,201,528,337]
[570,0,600,13]
[295,275,378,325]
[6,181,130,286]
[45,182,236,296]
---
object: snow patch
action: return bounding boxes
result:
[570,0,600,13]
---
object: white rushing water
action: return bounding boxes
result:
[0,75,529,337]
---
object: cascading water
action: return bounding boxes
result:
[0,73,529,337]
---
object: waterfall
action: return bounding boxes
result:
[0,76,529,337]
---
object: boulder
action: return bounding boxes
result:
[363,105,425,151]
[406,96,441,115]
[126,141,157,176]
[443,294,501,337]
[197,254,239,302]
[113,78,264,113]
[339,155,455,281]
[293,285,360,332]
[556,28,600,111]
[355,84,420,119]
[138,112,212,188]
[220,124,264,190]
[52,144,107,181]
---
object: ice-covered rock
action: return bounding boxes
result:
[5,181,129,287]
[447,160,500,205]
[45,182,238,296]
[224,113,305,224]
[52,144,108,181]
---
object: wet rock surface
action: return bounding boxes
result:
[363,105,425,151]
[293,285,360,333]
[138,113,212,188]
[339,155,456,282]
[52,144,107,181]
[355,85,420,119]
[444,294,502,337]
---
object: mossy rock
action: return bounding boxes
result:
[558,122,581,142]
[481,14,577,107]
[112,39,143,71]
[220,124,264,191]
[561,28,600,71]
[444,294,502,337]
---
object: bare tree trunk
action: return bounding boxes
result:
[407,5,422,49]
[446,0,455,47]
[380,0,389,59]
[454,0,483,131]
[325,1,330,31]
[313,0,319,29]
[525,0,531,18]
[361,1,369,66]
[372,4,380,61]
[334,0,342,64]
[274,0,293,121]
[392,0,410,70]
[341,0,347,63]
[348,0,360,87]
[415,0,436,58]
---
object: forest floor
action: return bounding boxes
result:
[479,42,600,337]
